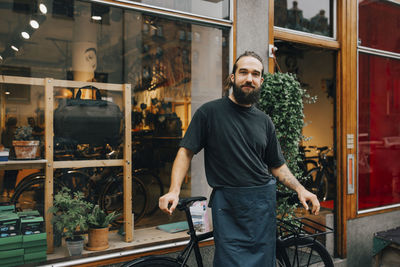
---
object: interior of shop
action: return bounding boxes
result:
[274,41,336,209]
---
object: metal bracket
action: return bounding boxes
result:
[268,44,277,58]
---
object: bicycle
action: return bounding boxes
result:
[305,146,336,201]
[121,196,334,267]
[10,166,150,225]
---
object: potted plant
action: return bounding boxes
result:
[86,205,120,251]
[48,187,93,256]
[12,126,40,159]
[259,72,316,219]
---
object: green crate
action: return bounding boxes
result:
[22,232,47,248]
[0,205,15,213]
[1,260,25,267]
[0,248,24,266]
[0,235,22,251]
[20,216,44,234]
[24,250,47,261]
[24,245,47,254]
[17,210,40,218]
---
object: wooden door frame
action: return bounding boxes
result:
[268,0,348,258]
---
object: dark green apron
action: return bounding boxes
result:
[211,180,276,267]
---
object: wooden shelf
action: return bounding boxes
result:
[0,76,133,253]
[0,159,47,170]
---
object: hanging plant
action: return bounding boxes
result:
[258,72,315,218]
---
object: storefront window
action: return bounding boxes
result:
[130,0,230,20]
[359,0,400,53]
[358,52,400,210]
[274,0,335,38]
[0,0,229,227]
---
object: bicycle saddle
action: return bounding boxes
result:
[177,196,207,210]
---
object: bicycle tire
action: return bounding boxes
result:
[14,171,45,189]
[277,236,333,267]
[134,169,164,216]
[121,256,185,267]
[10,177,64,216]
[306,168,329,201]
[99,174,148,225]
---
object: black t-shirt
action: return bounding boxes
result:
[180,96,285,187]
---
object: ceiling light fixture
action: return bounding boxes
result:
[91,15,102,21]
[5,91,10,95]
[30,20,39,29]
[21,31,30,39]
[11,45,19,52]
[39,3,48,14]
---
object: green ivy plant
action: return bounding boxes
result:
[48,187,93,241]
[88,205,120,229]
[258,72,314,219]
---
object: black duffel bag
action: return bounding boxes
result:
[54,86,123,145]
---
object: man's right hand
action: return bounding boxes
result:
[159,192,179,215]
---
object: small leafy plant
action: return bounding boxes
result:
[14,126,34,140]
[87,205,120,229]
[48,187,93,240]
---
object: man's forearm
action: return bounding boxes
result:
[169,147,194,194]
[271,164,304,193]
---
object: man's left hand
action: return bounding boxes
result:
[297,188,320,215]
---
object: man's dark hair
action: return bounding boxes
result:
[224,51,264,92]
[231,51,264,76]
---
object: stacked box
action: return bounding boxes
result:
[20,216,44,235]
[22,232,47,264]
[0,209,47,265]
[17,210,40,218]
[0,213,19,238]
[0,248,24,267]
[0,205,15,213]
[0,149,9,161]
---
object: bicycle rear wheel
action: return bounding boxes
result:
[100,175,148,225]
[277,236,333,267]
[10,178,64,216]
[121,256,185,267]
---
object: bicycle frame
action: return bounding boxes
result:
[176,200,213,267]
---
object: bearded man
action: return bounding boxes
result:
[159,51,320,266]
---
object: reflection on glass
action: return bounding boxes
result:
[359,0,400,54]
[0,0,229,227]
[133,0,230,20]
[274,0,334,38]
[358,53,400,210]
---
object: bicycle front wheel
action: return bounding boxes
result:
[121,256,185,267]
[277,236,333,267]
[134,169,164,216]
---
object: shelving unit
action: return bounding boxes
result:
[0,75,132,253]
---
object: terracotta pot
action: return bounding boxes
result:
[12,140,39,159]
[86,227,109,251]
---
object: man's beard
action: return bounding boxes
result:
[232,82,261,105]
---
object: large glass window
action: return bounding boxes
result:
[130,0,230,20]
[359,0,400,53]
[274,0,335,38]
[358,53,400,210]
[0,0,229,227]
